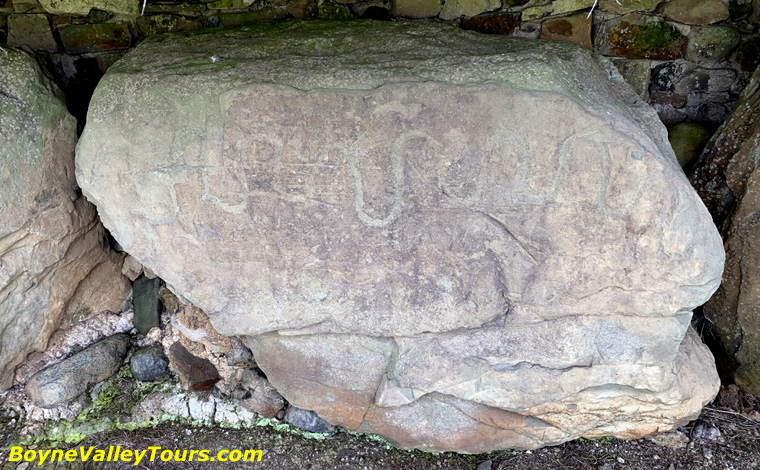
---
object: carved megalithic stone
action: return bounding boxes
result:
[76,21,724,451]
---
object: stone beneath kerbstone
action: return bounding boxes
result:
[599,0,661,14]
[167,342,221,392]
[392,0,440,17]
[38,0,138,16]
[0,45,130,391]
[284,406,336,433]
[252,327,719,451]
[59,23,131,54]
[662,0,729,25]
[76,20,724,452]
[674,68,736,95]
[207,0,255,8]
[686,27,740,63]
[25,334,130,407]
[540,12,592,50]
[694,66,760,396]
[460,13,519,35]
[439,0,501,20]
[236,370,285,418]
[133,274,160,335]
[668,123,713,171]
[7,14,57,52]
[130,345,169,382]
[596,13,687,60]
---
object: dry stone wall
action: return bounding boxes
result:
[0,0,758,128]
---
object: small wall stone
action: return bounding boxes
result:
[662,0,730,25]
[540,11,592,49]
[392,0,441,18]
[7,13,56,51]
[59,23,131,54]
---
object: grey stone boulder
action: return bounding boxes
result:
[284,406,336,434]
[25,334,130,407]
[76,21,724,451]
[130,345,169,382]
[0,45,130,391]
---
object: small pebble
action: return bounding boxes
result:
[703,448,713,460]
[617,457,625,464]
[476,460,492,470]
[692,420,721,441]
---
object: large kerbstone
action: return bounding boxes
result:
[76,21,724,451]
[0,46,130,391]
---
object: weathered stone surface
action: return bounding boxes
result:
[25,334,130,407]
[253,327,719,451]
[521,0,594,21]
[0,46,130,391]
[540,12,592,50]
[612,59,651,99]
[130,345,169,382]
[234,370,284,418]
[59,23,132,54]
[167,341,221,391]
[135,14,202,39]
[693,66,760,396]
[38,0,138,16]
[668,122,713,170]
[7,13,57,51]
[599,0,661,14]
[122,254,143,281]
[686,27,740,63]
[662,0,730,25]
[284,406,336,433]
[460,13,519,35]
[133,274,160,335]
[440,0,500,20]
[596,13,687,60]
[392,0,440,17]
[77,21,723,451]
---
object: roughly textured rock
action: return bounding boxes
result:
[135,14,202,39]
[662,0,730,25]
[38,0,139,16]
[522,0,594,21]
[7,14,57,52]
[122,254,143,281]
[25,334,129,407]
[612,59,651,99]
[59,23,132,54]
[392,0,440,17]
[668,122,713,170]
[439,0,500,20]
[0,46,130,391]
[596,13,687,60]
[234,370,284,418]
[133,274,160,335]
[599,0,661,14]
[130,345,169,382]
[167,342,221,392]
[284,406,336,433]
[686,27,740,63]
[77,21,723,451]
[460,13,519,35]
[540,12,592,50]
[694,66,760,395]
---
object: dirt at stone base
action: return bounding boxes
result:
[1,401,760,470]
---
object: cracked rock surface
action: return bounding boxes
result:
[0,45,130,391]
[75,20,725,452]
